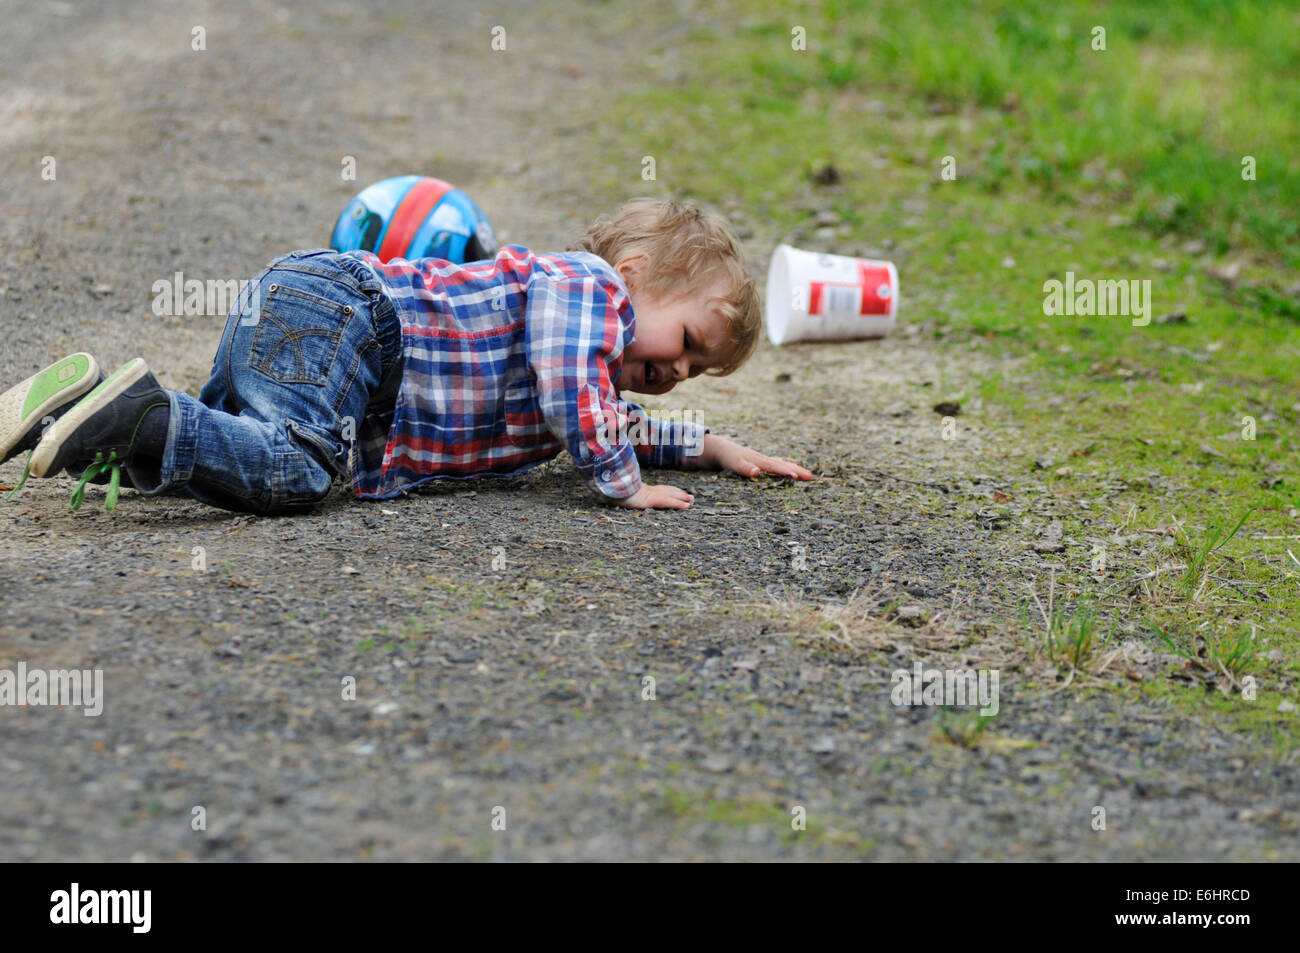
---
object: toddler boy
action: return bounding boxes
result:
[1,199,811,514]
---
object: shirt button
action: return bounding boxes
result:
[600,470,613,482]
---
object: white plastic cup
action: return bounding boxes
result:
[765,244,899,345]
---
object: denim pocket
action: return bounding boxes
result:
[285,417,346,478]
[248,282,355,386]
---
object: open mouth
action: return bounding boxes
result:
[644,362,660,387]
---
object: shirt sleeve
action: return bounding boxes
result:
[524,270,645,500]
[617,399,711,469]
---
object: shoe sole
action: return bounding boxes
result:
[0,353,102,463]
[29,358,150,478]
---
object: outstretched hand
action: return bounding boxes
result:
[701,434,813,481]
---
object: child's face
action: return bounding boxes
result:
[618,270,735,396]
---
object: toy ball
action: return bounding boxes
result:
[330,175,497,264]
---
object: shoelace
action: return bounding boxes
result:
[4,450,34,502]
[4,450,121,511]
[70,450,121,512]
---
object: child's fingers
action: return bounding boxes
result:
[754,455,813,480]
[657,486,694,508]
[770,457,814,480]
[727,454,812,480]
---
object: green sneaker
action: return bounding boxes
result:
[0,353,103,463]
[2,353,104,500]
[28,357,168,511]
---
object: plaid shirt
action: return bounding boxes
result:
[342,245,709,501]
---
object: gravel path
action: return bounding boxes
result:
[2,0,1296,861]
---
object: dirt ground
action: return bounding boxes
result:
[2,0,1296,861]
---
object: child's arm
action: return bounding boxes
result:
[525,271,691,507]
[617,401,709,467]
[616,425,810,509]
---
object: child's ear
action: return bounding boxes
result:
[614,253,650,291]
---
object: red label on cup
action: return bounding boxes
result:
[809,262,893,317]
[857,263,893,314]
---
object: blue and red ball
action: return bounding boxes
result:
[330,175,497,264]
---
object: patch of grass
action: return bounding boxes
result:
[934,710,996,748]
[1171,504,1258,599]
[399,616,428,641]
[1024,573,1111,673]
[614,0,1300,264]
[739,586,900,651]
[597,0,1300,733]
[656,788,821,846]
[1120,675,1300,751]
[1205,627,1261,680]
[1045,606,1108,671]
[1159,624,1262,681]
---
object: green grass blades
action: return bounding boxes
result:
[1173,504,1259,599]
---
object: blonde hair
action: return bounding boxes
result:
[569,199,761,375]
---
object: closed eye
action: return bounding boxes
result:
[684,331,692,351]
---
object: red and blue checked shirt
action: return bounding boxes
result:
[342,245,709,501]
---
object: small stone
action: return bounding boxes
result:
[699,755,733,773]
[799,667,824,685]
[895,605,926,622]
[1278,700,1297,714]
[1206,260,1243,286]
[811,735,836,754]
[1033,520,1065,554]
